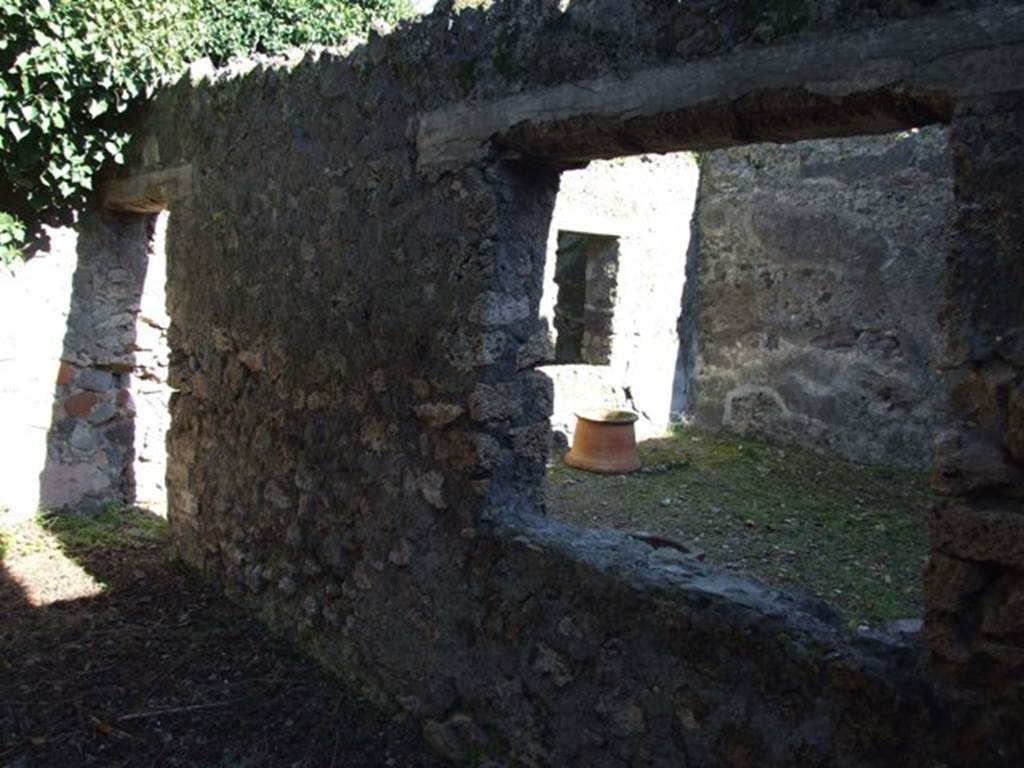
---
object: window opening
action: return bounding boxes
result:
[534,130,951,633]
[553,231,619,365]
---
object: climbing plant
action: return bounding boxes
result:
[0,0,411,265]
[198,0,412,63]
[0,0,197,263]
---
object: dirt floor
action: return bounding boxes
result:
[546,427,935,629]
[0,508,448,768]
[1,429,934,765]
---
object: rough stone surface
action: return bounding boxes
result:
[681,127,955,469]
[94,3,1024,766]
[922,91,1024,692]
[538,153,698,441]
[0,212,171,515]
[923,552,992,614]
[929,502,1024,571]
[933,429,1024,498]
[1005,384,1024,464]
[38,212,171,511]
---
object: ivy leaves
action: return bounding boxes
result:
[0,0,410,264]
[1,0,194,264]
[199,0,410,61]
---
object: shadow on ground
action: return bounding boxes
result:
[0,508,448,768]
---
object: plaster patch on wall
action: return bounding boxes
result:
[682,127,956,469]
[539,152,699,441]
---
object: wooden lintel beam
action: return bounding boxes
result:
[417,5,1024,169]
[100,164,193,214]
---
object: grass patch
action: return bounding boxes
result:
[546,426,935,628]
[42,505,168,552]
[1,505,168,562]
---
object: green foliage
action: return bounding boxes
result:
[1,1,197,211]
[42,503,168,551]
[198,0,412,64]
[1,0,410,261]
[0,505,167,564]
[0,210,26,265]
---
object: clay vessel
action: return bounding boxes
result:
[564,409,641,474]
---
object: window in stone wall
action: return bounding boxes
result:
[552,231,619,365]
[540,130,953,633]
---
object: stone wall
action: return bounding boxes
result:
[131,215,172,511]
[680,128,954,469]
[99,2,1024,765]
[539,153,698,441]
[0,213,170,518]
[923,91,1024,704]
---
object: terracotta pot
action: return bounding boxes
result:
[564,408,641,474]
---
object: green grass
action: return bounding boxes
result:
[1,504,168,562]
[41,505,168,552]
[547,426,935,627]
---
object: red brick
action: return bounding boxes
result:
[56,361,77,386]
[64,391,99,418]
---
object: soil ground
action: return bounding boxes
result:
[1,428,934,765]
[546,426,935,628]
[0,508,447,768]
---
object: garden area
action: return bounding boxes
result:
[546,427,935,629]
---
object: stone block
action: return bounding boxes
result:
[39,462,112,510]
[949,365,1016,430]
[922,552,991,614]
[510,422,550,461]
[358,418,394,453]
[979,570,1024,639]
[417,471,446,509]
[436,432,501,472]
[104,420,134,447]
[469,382,522,422]
[86,400,118,425]
[930,502,1024,569]
[931,429,1021,497]
[69,422,100,453]
[115,389,136,416]
[423,713,488,764]
[920,613,971,664]
[521,370,554,419]
[56,361,77,386]
[413,402,464,429]
[64,391,99,418]
[77,368,114,392]
[1006,383,1024,465]
[974,637,1024,671]
[471,291,530,326]
[442,329,508,369]
[516,329,555,369]
[387,538,413,567]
